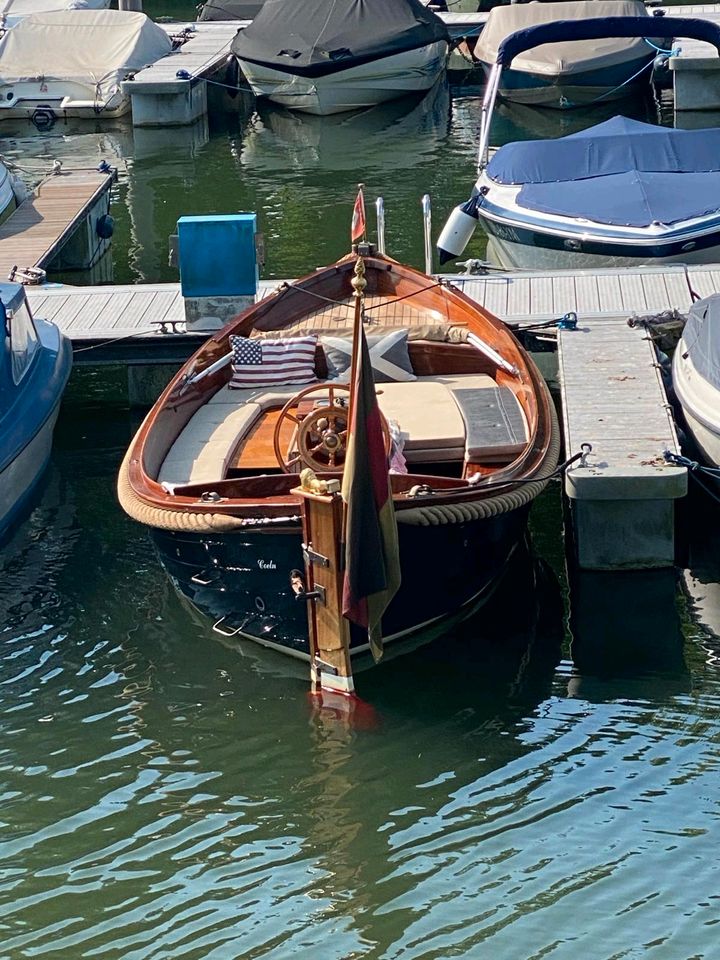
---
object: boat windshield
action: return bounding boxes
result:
[10,300,39,385]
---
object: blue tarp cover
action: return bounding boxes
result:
[488,116,720,185]
[516,170,720,227]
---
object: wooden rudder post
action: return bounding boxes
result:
[293,483,354,695]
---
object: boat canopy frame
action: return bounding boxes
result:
[476,16,720,173]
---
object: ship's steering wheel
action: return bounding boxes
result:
[273,382,390,474]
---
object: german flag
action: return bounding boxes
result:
[341,319,401,661]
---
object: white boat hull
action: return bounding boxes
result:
[0,78,129,120]
[238,41,448,115]
[0,162,16,223]
[0,403,60,536]
[478,174,720,271]
[673,342,720,470]
[485,233,720,271]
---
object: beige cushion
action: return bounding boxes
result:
[159,383,303,485]
[377,381,465,452]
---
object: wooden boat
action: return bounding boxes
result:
[1,281,72,539]
[118,250,559,690]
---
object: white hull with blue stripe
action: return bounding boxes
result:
[438,16,720,268]
[673,296,720,476]
[0,403,60,535]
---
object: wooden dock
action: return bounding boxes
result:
[0,168,115,281]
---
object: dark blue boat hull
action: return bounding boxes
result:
[153,505,529,661]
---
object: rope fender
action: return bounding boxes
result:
[118,403,562,532]
[117,447,258,533]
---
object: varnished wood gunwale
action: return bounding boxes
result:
[125,254,554,517]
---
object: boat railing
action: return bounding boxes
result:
[422,194,433,275]
[376,196,386,255]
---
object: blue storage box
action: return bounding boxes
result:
[177,214,257,298]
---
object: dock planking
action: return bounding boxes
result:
[0,169,115,280]
[24,264,707,364]
[125,22,242,93]
[558,315,687,570]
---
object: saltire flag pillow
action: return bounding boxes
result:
[321,329,416,383]
[229,335,318,388]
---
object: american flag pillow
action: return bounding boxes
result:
[229,335,318,388]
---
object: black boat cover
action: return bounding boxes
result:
[199,0,266,20]
[231,0,449,78]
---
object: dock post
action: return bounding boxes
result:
[118,0,143,10]
[293,485,354,695]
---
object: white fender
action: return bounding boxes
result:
[437,197,480,264]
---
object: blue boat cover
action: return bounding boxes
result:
[488,116,720,185]
[516,170,720,227]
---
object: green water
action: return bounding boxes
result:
[2,9,720,956]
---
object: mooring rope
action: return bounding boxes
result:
[664,450,720,504]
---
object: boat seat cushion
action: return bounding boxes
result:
[229,335,318,388]
[450,385,528,461]
[159,384,301,484]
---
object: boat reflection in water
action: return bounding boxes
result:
[681,486,720,651]
[238,77,451,174]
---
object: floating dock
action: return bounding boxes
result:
[123,22,242,127]
[667,4,720,109]
[0,168,115,280]
[559,316,686,571]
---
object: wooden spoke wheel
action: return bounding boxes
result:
[273,382,390,474]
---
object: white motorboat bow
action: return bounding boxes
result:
[231,0,450,115]
[0,0,110,29]
[437,16,720,270]
[673,295,720,476]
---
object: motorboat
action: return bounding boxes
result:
[475,116,720,270]
[0,9,173,121]
[473,0,655,108]
[673,294,720,477]
[198,0,266,20]
[0,0,110,30]
[0,281,72,539]
[231,0,450,115]
[437,16,720,269]
[117,249,559,691]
